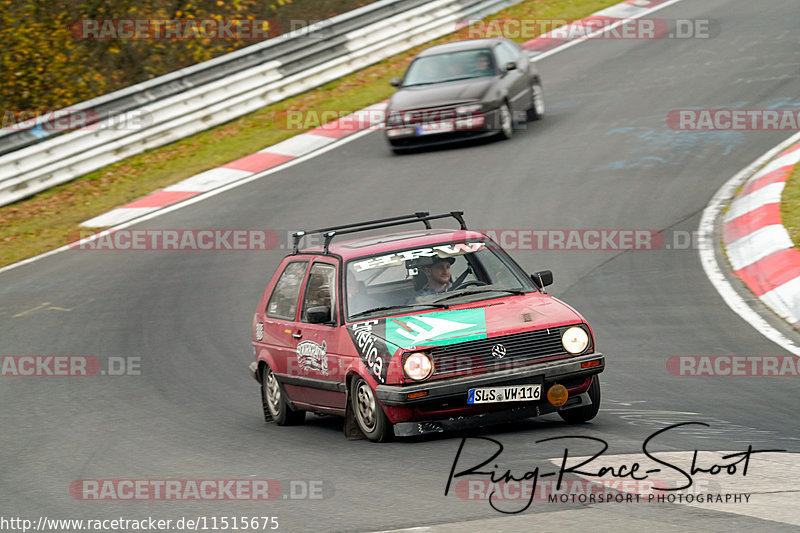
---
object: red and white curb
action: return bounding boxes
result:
[722,144,800,329]
[80,102,389,227]
[81,0,680,228]
[523,0,680,58]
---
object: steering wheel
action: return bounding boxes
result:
[450,280,487,291]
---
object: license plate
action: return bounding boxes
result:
[416,121,455,135]
[467,384,541,404]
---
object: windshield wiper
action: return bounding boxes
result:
[349,302,449,319]
[434,288,527,303]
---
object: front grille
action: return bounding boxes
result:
[398,106,457,125]
[430,326,582,376]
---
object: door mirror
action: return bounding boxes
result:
[390,77,402,87]
[305,306,332,324]
[531,270,553,289]
[306,305,331,324]
[505,61,517,71]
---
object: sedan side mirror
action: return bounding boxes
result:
[306,306,332,324]
[390,77,402,87]
[505,61,517,71]
[531,270,553,289]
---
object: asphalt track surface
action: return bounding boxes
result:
[2,0,800,531]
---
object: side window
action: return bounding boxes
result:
[477,248,520,287]
[301,263,336,323]
[266,261,308,320]
[494,43,518,70]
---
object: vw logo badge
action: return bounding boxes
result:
[491,344,506,359]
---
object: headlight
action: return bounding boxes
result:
[404,352,434,381]
[455,104,482,114]
[562,326,589,354]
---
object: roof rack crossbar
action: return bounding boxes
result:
[291,211,467,254]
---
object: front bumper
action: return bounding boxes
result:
[392,390,592,437]
[385,108,502,148]
[375,353,603,406]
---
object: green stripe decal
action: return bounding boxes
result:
[386,308,487,349]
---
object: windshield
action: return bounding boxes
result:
[402,49,496,86]
[345,241,534,320]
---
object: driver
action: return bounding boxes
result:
[416,256,455,296]
[468,52,494,76]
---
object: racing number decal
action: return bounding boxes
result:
[347,320,393,384]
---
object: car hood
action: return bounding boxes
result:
[346,293,584,351]
[389,78,495,111]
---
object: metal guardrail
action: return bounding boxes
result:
[0,0,431,156]
[0,0,524,207]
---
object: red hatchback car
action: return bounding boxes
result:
[249,212,604,442]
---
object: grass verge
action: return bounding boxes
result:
[781,160,800,249]
[0,0,619,268]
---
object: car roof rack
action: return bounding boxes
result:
[292,211,467,254]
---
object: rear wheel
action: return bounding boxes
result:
[261,364,305,425]
[527,82,544,121]
[558,375,600,424]
[351,376,392,442]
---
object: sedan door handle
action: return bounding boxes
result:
[292,332,303,339]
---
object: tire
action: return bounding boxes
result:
[261,364,305,426]
[526,82,544,121]
[351,376,392,442]
[558,375,600,424]
[496,102,513,140]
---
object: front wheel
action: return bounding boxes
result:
[527,82,544,121]
[261,364,305,426]
[351,376,392,442]
[558,375,600,424]
[496,102,514,140]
